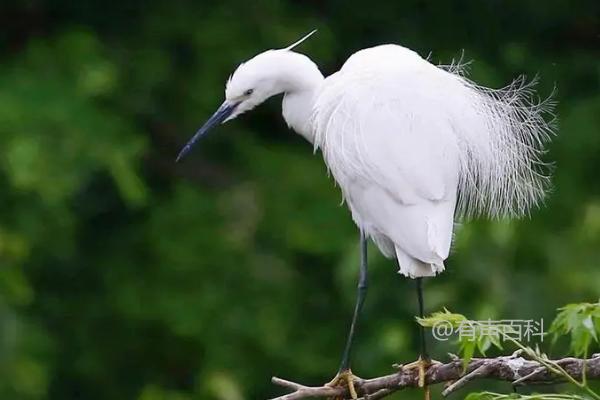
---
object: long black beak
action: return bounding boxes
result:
[176,101,238,162]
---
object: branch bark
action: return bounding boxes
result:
[270,353,600,400]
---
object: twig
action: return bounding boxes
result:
[270,377,342,399]
[443,350,524,396]
[441,363,492,396]
[357,388,394,400]
[512,366,547,385]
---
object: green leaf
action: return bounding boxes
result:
[549,301,600,356]
[416,308,467,328]
[465,392,489,400]
[460,339,476,370]
[583,315,598,341]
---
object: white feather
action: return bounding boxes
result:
[283,29,318,51]
[311,45,555,276]
[450,73,556,218]
[313,45,555,219]
[206,43,555,278]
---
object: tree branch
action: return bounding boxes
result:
[270,353,600,400]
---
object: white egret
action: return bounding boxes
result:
[176,31,555,399]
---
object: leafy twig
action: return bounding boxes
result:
[270,354,600,400]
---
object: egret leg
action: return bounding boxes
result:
[338,230,368,372]
[326,230,368,399]
[415,278,432,400]
[416,277,428,361]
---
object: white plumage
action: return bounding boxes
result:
[179,34,555,279]
[312,44,554,277]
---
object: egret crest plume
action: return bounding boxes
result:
[284,29,318,51]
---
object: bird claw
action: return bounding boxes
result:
[403,356,428,387]
[402,356,440,400]
[326,369,361,400]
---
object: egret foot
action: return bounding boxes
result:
[403,356,441,400]
[326,369,361,400]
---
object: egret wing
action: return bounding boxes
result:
[313,58,460,206]
[312,51,460,268]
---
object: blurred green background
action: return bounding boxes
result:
[0,1,598,399]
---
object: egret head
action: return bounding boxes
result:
[176,30,319,162]
[222,51,289,120]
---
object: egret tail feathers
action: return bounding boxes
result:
[395,246,445,279]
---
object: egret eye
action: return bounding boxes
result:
[244,89,254,96]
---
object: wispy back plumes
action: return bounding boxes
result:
[443,63,557,219]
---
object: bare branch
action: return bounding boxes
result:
[271,354,600,400]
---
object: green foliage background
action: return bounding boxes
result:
[0,1,598,399]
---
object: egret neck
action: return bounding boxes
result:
[278,52,324,143]
[175,49,324,162]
